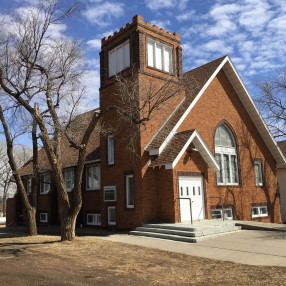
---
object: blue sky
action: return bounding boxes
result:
[1,0,286,113]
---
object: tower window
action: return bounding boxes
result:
[108,40,130,77]
[147,38,173,73]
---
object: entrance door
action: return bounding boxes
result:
[178,176,205,221]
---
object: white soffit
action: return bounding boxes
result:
[223,59,286,168]
[165,130,220,171]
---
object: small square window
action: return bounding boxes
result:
[104,186,116,202]
[87,214,101,226]
[40,213,48,223]
[251,206,268,218]
[211,208,233,220]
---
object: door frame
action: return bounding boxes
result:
[177,173,206,222]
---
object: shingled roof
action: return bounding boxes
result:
[150,129,219,171]
[146,56,227,152]
[19,109,100,175]
[150,130,194,167]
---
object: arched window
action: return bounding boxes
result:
[215,125,239,185]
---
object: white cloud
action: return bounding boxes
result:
[83,2,124,27]
[150,20,171,30]
[176,10,195,22]
[145,0,176,10]
[202,40,233,54]
[87,39,101,50]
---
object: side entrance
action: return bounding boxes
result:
[178,176,205,221]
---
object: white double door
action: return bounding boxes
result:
[178,176,205,221]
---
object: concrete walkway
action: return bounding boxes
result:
[91,229,286,267]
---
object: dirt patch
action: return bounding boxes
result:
[0,233,286,285]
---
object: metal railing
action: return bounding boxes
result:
[175,197,193,224]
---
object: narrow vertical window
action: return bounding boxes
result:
[27,177,32,194]
[214,125,239,185]
[64,168,74,192]
[40,173,51,194]
[254,161,263,186]
[126,174,134,208]
[107,135,115,165]
[108,206,116,225]
[86,164,100,190]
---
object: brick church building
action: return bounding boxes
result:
[6,15,286,229]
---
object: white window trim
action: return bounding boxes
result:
[63,168,75,192]
[254,161,263,186]
[86,164,101,191]
[126,174,134,208]
[147,38,173,73]
[215,148,239,186]
[251,206,268,218]
[107,135,115,165]
[40,173,51,194]
[108,206,116,225]
[211,208,233,220]
[39,212,48,223]
[104,186,117,202]
[87,213,101,226]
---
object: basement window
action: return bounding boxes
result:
[87,214,101,226]
[251,206,268,218]
[211,208,233,220]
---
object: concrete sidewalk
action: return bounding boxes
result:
[91,230,286,267]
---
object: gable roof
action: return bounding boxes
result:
[146,56,286,169]
[19,109,101,175]
[145,56,227,155]
[150,129,219,171]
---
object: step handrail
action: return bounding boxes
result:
[175,197,193,224]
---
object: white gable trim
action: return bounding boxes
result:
[145,97,186,153]
[222,58,286,168]
[149,57,229,156]
[164,130,220,171]
[149,56,286,168]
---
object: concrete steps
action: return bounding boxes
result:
[129,222,241,243]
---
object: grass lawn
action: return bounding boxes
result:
[0,232,286,286]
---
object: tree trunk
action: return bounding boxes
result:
[60,213,78,241]
[2,194,6,216]
[26,207,37,236]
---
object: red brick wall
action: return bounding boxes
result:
[172,70,280,223]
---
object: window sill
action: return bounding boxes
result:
[86,188,101,191]
[147,65,174,76]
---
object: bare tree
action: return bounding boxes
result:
[0,106,36,234]
[256,71,286,139]
[0,1,183,241]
